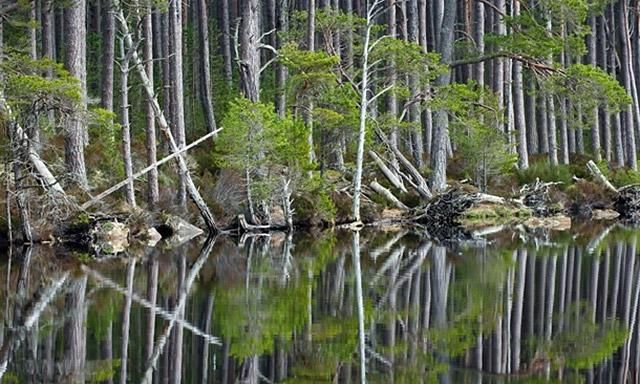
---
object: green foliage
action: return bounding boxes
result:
[433,82,516,190]
[543,64,630,124]
[516,161,576,185]
[3,54,81,113]
[216,97,311,205]
[595,160,640,186]
[486,0,590,61]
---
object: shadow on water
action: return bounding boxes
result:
[1,223,640,383]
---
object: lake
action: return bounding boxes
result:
[0,222,637,383]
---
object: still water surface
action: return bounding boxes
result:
[0,223,638,383]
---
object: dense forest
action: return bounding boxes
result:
[3,0,640,236]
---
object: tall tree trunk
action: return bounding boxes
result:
[63,0,88,187]
[275,0,288,117]
[430,0,456,192]
[618,0,638,169]
[221,0,233,85]
[513,0,528,169]
[119,38,136,207]
[101,0,115,112]
[239,0,261,102]
[408,0,423,168]
[197,0,217,134]
[306,0,316,164]
[589,15,602,161]
[143,6,159,207]
[526,76,538,154]
[170,0,188,206]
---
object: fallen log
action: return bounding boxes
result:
[374,127,432,199]
[587,160,618,193]
[81,129,221,210]
[370,181,408,210]
[369,151,407,193]
[238,214,273,232]
[0,103,65,195]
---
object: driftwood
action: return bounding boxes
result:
[370,181,408,210]
[412,188,477,240]
[238,214,273,232]
[519,179,562,217]
[369,151,407,193]
[81,129,221,210]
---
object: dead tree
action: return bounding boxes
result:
[113,2,218,232]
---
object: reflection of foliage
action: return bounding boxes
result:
[287,317,358,382]
[428,248,510,357]
[549,305,627,369]
[214,282,308,359]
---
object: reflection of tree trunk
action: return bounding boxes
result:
[222,338,230,384]
[512,249,527,372]
[590,256,600,323]
[565,247,575,330]
[537,256,547,337]
[119,260,136,384]
[558,247,568,331]
[142,239,216,384]
[274,336,287,381]
[145,255,159,364]
[99,319,113,384]
[422,267,431,352]
[432,246,451,382]
[545,253,557,342]
[63,276,87,383]
[172,253,186,384]
[611,242,623,319]
[409,267,421,363]
[623,241,636,327]
[199,294,214,384]
[352,231,367,384]
[526,250,536,340]
[239,355,259,384]
[601,248,611,323]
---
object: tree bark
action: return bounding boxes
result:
[239,0,261,102]
[196,0,218,134]
[101,0,115,112]
[119,38,136,207]
[430,0,456,192]
[143,6,159,208]
[170,0,187,206]
[63,0,88,187]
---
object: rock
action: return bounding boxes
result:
[524,215,571,231]
[145,227,162,247]
[92,221,129,254]
[592,209,620,221]
[163,216,204,248]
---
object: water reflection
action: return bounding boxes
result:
[1,224,640,382]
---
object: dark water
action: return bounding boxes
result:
[0,223,639,383]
